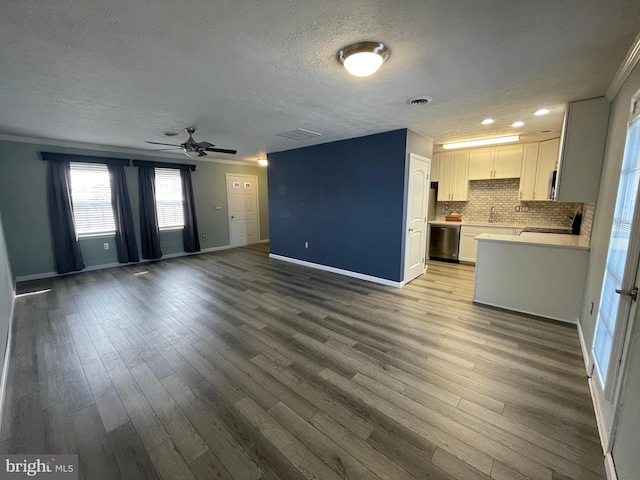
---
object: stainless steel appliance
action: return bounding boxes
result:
[429,224,461,262]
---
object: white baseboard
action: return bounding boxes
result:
[605,452,618,480]
[577,320,592,373]
[471,300,577,324]
[588,376,610,454]
[0,284,16,433]
[259,239,270,244]
[268,254,404,288]
[16,244,234,282]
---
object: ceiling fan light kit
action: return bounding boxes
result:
[145,127,237,158]
[338,41,389,77]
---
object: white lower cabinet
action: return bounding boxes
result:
[459,225,514,263]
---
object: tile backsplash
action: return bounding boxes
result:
[436,178,586,229]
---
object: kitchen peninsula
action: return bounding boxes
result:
[472,232,589,323]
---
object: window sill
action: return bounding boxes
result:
[159,226,185,232]
[78,232,116,239]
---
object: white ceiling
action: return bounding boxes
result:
[1,0,639,162]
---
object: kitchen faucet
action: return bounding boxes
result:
[488,206,496,223]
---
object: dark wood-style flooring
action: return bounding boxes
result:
[1,244,604,479]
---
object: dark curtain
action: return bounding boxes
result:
[108,164,139,263]
[47,161,85,274]
[138,166,162,259]
[181,169,201,253]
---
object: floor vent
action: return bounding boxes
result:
[277,128,323,140]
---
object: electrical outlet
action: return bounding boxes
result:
[103,243,109,250]
[202,233,206,238]
[215,205,222,210]
[304,241,309,249]
[522,206,529,212]
[444,204,449,211]
[515,206,521,212]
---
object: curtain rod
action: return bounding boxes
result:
[41,152,130,167]
[132,159,196,171]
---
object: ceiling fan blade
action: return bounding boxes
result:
[198,150,207,157]
[196,141,215,149]
[151,148,181,151]
[145,141,181,146]
[205,147,237,154]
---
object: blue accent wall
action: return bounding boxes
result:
[268,129,409,282]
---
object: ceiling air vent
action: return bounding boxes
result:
[277,128,323,140]
[407,96,433,106]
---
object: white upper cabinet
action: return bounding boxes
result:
[519,143,539,201]
[494,145,524,179]
[437,151,469,201]
[535,138,560,200]
[518,139,560,201]
[431,153,439,182]
[468,145,523,180]
[468,148,494,180]
[555,97,610,202]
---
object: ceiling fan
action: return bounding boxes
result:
[146,127,237,158]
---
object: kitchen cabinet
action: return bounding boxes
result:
[518,138,559,201]
[431,153,439,182]
[555,96,610,202]
[468,145,523,180]
[459,225,514,263]
[437,151,469,201]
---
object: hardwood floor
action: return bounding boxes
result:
[1,244,604,479]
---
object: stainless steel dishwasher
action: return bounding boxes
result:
[429,224,461,262]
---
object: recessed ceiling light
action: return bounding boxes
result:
[258,159,268,166]
[511,121,524,127]
[535,109,550,116]
[443,135,520,150]
[481,119,494,125]
[338,42,389,77]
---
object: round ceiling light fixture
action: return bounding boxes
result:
[534,108,550,116]
[338,42,389,77]
[481,118,494,125]
[511,121,524,127]
[257,159,268,166]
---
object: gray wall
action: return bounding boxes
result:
[0,140,269,278]
[578,61,640,478]
[0,213,14,394]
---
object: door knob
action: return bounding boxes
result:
[615,287,638,302]
[230,216,234,219]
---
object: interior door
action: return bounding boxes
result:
[404,154,430,284]
[226,174,259,247]
[590,92,640,453]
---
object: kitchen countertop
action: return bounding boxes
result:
[428,220,571,230]
[475,232,589,250]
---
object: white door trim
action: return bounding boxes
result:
[225,173,261,246]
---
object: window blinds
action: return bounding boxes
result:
[154,168,185,229]
[69,162,116,236]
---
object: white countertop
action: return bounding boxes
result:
[428,220,571,230]
[475,232,589,250]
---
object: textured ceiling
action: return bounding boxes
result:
[1,0,639,162]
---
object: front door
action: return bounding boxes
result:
[590,90,640,453]
[404,154,431,284]
[226,174,259,247]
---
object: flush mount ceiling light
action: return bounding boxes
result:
[481,118,494,125]
[535,108,550,116]
[443,135,520,150]
[511,121,525,127]
[258,159,268,166]
[338,42,389,77]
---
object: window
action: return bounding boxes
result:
[69,162,115,236]
[155,168,184,229]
